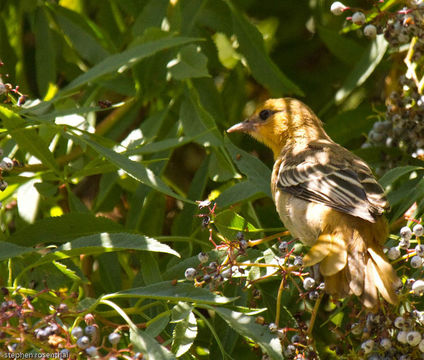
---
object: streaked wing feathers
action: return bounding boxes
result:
[277,146,387,222]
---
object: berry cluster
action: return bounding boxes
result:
[184,243,246,289]
[186,202,334,359]
[348,311,424,358]
[338,223,424,358]
[191,198,424,358]
[0,60,27,106]
[0,287,146,358]
[331,2,424,159]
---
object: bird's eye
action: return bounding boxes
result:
[259,109,272,121]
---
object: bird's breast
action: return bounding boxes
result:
[273,189,330,246]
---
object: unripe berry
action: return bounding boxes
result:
[302,277,315,290]
[294,256,303,266]
[76,336,90,349]
[380,338,391,350]
[268,323,278,332]
[108,332,121,345]
[414,224,424,236]
[85,325,97,337]
[364,24,377,38]
[400,226,412,240]
[352,12,366,25]
[221,268,231,279]
[85,346,98,356]
[185,268,196,281]
[407,331,422,346]
[394,316,406,329]
[330,2,346,15]
[370,130,385,142]
[397,330,408,344]
[351,322,362,335]
[388,246,401,260]
[309,290,319,300]
[419,338,424,352]
[279,241,289,253]
[411,255,422,268]
[399,238,410,249]
[412,279,424,295]
[71,326,83,339]
[0,180,7,191]
[415,244,424,257]
[360,339,374,354]
[0,158,13,171]
[283,344,296,356]
[198,252,209,263]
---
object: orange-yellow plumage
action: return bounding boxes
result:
[227,97,400,308]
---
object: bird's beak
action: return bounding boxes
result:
[226,119,254,133]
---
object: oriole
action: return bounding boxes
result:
[227,98,400,308]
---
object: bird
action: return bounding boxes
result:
[227,98,400,308]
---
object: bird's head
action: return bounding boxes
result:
[227,98,327,158]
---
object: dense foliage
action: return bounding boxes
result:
[1,0,424,359]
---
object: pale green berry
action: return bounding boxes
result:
[407,331,421,346]
[364,24,377,38]
[330,1,346,15]
[352,12,366,25]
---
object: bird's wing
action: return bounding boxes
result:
[277,144,387,223]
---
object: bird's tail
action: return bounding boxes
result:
[302,215,400,309]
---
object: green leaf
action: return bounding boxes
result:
[0,106,59,172]
[387,177,424,221]
[179,88,223,147]
[129,137,192,155]
[335,35,388,104]
[132,0,169,36]
[130,327,176,360]
[34,7,56,96]
[73,132,192,203]
[225,0,302,96]
[53,6,110,64]
[324,104,373,145]
[172,157,210,236]
[217,180,265,207]
[146,314,170,338]
[215,210,259,239]
[0,242,35,262]
[61,36,198,94]
[24,233,180,273]
[221,138,272,203]
[213,307,283,360]
[172,310,197,357]
[7,213,122,246]
[316,24,362,65]
[52,261,81,282]
[108,281,236,305]
[208,147,238,182]
[380,166,423,189]
[212,32,240,69]
[140,253,163,285]
[178,0,208,35]
[55,232,180,258]
[168,44,210,80]
[171,302,193,323]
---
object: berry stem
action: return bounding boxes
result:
[275,276,286,327]
[247,231,289,247]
